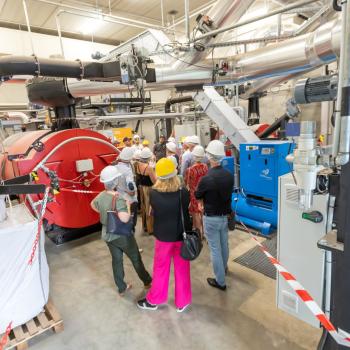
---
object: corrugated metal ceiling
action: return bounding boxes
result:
[0,0,210,43]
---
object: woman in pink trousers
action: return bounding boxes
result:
[137,158,192,312]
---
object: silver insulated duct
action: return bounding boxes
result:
[223,17,341,83]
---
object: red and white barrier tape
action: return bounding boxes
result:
[0,322,12,350]
[240,221,350,348]
[60,188,100,194]
[28,187,50,265]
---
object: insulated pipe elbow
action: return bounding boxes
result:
[164,96,193,113]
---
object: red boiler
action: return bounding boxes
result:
[0,129,119,240]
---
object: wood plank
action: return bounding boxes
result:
[52,322,64,334]
[36,312,50,329]
[12,326,25,342]
[16,341,29,350]
[45,300,62,322]
[4,300,63,350]
[25,320,38,336]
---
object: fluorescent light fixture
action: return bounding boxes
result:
[78,17,104,35]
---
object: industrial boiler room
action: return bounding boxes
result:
[1,0,350,349]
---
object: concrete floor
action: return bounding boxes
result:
[30,222,321,350]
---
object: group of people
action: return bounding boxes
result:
[91,134,234,312]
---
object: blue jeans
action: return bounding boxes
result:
[203,215,229,287]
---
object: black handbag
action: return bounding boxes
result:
[106,194,133,236]
[179,189,202,261]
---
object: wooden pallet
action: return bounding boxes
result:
[2,299,64,350]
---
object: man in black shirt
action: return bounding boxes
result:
[153,135,167,161]
[195,140,233,291]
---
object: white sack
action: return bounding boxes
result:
[0,204,49,333]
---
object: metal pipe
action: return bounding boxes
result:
[336,0,350,165]
[157,0,255,73]
[191,0,319,43]
[333,2,347,160]
[22,0,35,55]
[277,13,282,37]
[55,12,65,58]
[31,0,166,30]
[184,0,190,43]
[169,0,216,29]
[160,0,164,27]
[295,5,331,35]
[257,113,291,139]
[221,17,340,83]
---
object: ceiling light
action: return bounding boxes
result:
[78,17,104,35]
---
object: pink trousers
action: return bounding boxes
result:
[147,239,192,308]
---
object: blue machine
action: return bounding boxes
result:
[232,141,294,235]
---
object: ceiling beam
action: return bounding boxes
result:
[0,20,121,46]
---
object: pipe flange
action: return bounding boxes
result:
[76,59,84,80]
[32,55,41,76]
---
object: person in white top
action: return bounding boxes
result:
[180,135,200,176]
[131,135,143,152]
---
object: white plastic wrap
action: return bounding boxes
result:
[0,204,49,333]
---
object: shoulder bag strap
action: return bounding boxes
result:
[179,188,186,239]
[111,193,119,213]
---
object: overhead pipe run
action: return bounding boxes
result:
[220,17,341,83]
[156,0,255,78]
[191,0,320,43]
[0,56,121,81]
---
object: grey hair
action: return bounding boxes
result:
[104,178,118,191]
[206,152,223,163]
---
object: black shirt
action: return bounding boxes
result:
[195,166,234,216]
[150,188,191,242]
[153,142,167,161]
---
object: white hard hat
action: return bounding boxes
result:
[167,155,178,169]
[140,147,153,160]
[187,135,200,145]
[133,134,140,140]
[166,141,177,153]
[100,166,121,183]
[133,149,142,160]
[206,140,225,158]
[168,137,176,143]
[119,147,134,161]
[192,145,205,158]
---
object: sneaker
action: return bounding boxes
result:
[207,278,226,291]
[176,304,190,313]
[137,298,158,311]
[139,248,143,253]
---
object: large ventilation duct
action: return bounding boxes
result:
[70,16,342,98]
[223,17,341,83]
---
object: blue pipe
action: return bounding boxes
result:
[235,214,272,236]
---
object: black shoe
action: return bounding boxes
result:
[207,278,226,291]
[137,298,158,311]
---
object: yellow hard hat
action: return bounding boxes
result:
[155,158,176,179]
[142,139,150,146]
